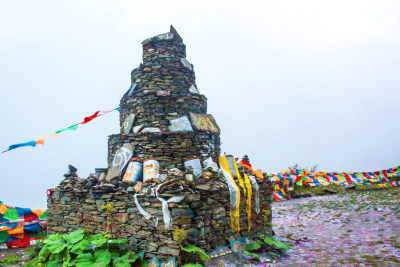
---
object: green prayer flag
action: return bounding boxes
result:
[55,124,78,134]
[0,230,8,243]
[40,210,48,219]
[28,231,47,238]
[3,208,18,221]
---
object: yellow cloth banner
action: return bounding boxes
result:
[243,172,252,232]
[233,158,246,195]
[219,155,240,232]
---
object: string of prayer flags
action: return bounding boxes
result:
[269,165,400,201]
[2,108,119,153]
[238,160,264,179]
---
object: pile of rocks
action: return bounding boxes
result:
[108,26,220,170]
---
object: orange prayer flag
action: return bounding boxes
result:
[0,204,6,215]
[35,133,60,146]
[31,209,46,217]
[8,226,24,236]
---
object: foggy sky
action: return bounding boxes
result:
[1,0,400,208]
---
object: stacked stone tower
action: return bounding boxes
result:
[107,26,221,169]
[47,28,273,262]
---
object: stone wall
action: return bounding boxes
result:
[47,178,271,261]
[107,132,221,170]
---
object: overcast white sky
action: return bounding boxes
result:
[1,0,400,208]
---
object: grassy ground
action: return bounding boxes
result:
[293,183,396,196]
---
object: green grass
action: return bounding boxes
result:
[295,183,398,197]
[0,254,26,266]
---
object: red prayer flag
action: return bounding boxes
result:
[79,111,100,125]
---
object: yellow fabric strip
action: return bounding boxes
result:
[233,158,246,195]
[243,172,252,232]
[219,155,240,232]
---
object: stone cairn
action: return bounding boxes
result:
[108,25,220,170]
[47,26,272,262]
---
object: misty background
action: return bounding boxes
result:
[1,0,400,208]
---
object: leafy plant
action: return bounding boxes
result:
[103,202,114,222]
[245,242,261,251]
[27,229,144,267]
[243,251,260,258]
[181,245,210,261]
[174,227,210,264]
[263,236,289,251]
[261,209,273,234]
[173,227,186,245]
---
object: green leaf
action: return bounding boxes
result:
[246,242,261,251]
[43,246,70,267]
[113,253,141,267]
[74,250,111,267]
[263,237,289,251]
[47,256,61,267]
[91,236,108,248]
[182,264,204,267]
[111,251,120,259]
[65,229,85,244]
[37,244,51,262]
[47,239,68,254]
[181,245,210,261]
[71,239,91,254]
[243,250,260,258]
[94,250,111,267]
[109,238,128,244]
[44,233,62,244]
[90,232,109,241]
[74,253,93,267]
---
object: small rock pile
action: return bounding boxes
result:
[56,164,228,195]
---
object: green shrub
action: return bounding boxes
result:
[27,229,145,267]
